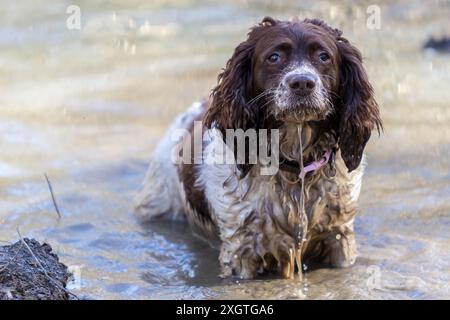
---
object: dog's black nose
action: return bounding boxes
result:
[286,74,316,96]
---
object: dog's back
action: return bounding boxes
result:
[134,101,206,223]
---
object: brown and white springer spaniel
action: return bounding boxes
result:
[135,17,382,279]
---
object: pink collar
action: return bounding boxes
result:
[300,149,332,179]
[279,149,332,178]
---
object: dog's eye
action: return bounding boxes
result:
[267,53,281,63]
[319,52,330,62]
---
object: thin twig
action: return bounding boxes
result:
[17,229,49,278]
[44,173,61,219]
[16,228,78,300]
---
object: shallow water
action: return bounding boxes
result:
[0,0,449,299]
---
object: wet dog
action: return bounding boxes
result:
[135,17,381,279]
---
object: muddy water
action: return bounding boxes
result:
[0,0,449,299]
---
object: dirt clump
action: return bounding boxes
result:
[0,238,72,300]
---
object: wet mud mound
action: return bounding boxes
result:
[0,238,72,300]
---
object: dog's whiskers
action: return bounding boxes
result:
[246,90,275,106]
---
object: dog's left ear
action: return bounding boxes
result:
[336,37,382,172]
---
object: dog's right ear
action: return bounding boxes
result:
[203,16,278,134]
[203,39,255,134]
[203,17,278,178]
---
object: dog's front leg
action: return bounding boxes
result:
[218,216,300,279]
[302,226,357,269]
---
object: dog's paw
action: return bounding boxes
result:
[219,244,263,279]
[236,248,263,279]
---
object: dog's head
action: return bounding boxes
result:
[204,17,382,172]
